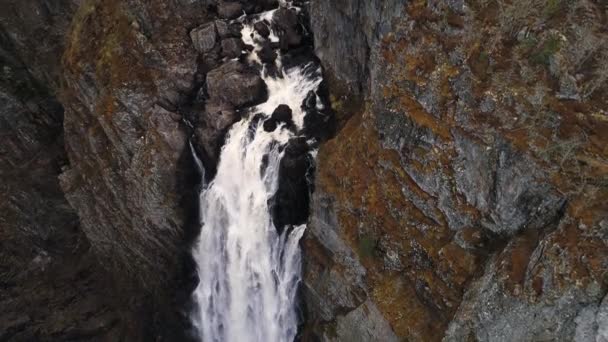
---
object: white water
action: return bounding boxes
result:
[191,4,323,342]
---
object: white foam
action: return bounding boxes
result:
[191,4,324,342]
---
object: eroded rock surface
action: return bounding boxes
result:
[303,0,608,340]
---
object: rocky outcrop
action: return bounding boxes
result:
[0,0,129,339]
[303,0,608,340]
[58,0,209,302]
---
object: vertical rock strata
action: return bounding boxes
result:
[304,0,608,341]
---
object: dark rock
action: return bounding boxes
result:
[217,1,243,19]
[273,8,298,31]
[243,0,278,13]
[190,23,217,53]
[270,7,302,50]
[221,38,244,58]
[282,28,302,49]
[302,98,335,140]
[228,22,244,37]
[263,118,278,132]
[215,20,231,38]
[257,42,277,64]
[272,137,312,232]
[272,104,294,125]
[206,60,268,108]
[194,102,240,172]
[254,21,270,38]
[310,0,402,95]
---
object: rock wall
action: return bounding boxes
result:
[303,0,608,341]
[0,0,129,339]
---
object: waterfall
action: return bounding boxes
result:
[191,3,325,341]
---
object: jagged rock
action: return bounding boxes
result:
[228,22,244,37]
[215,20,231,38]
[305,1,608,341]
[257,42,277,64]
[194,102,239,170]
[217,1,243,19]
[272,104,293,124]
[206,60,268,108]
[302,90,334,140]
[254,21,270,38]
[272,137,312,232]
[221,37,244,58]
[190,23,217,53]
[242,0,279,13]
[263,118,278,132]
[272,8,302,50]
[273,7,298,31]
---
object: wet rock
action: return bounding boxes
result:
[273,7,298,31]
[195,102,240,170]
[206,60,268,108]
[190,23,217,53]
[272,7,302,50]
[263,118,278,132]
[217,1,243,19]
[272,104,293,124]
[228,22,244,37]
[221,37,244,58]
[254,21,270,38]
[302,90,335,140]
[257,42,277,64]
[272,137,312,232]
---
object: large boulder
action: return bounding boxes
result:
[217,1,243,19]
[190,23,217,53]
[194,102,240,174]
[221,37,244,58]
[206,60,268,108]
[272,137,312,232]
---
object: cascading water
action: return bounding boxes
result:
[191,2,327,341]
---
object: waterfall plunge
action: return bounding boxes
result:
[191,5,324,342]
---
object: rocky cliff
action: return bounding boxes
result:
[1,0,607,341]
[302,0,608,341]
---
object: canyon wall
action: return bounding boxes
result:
[2,0,607,340]
[302,0,608,341]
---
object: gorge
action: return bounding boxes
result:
[1,0,607,341]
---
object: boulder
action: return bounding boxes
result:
[272,137,312,232]
[194,102,240,171]
[301,90,335,140]
[215,20,231,38]
[257,42,277,64]
[263,118,278,132]
[254,21,270,38]
[206,61,268,108]
[190,23,217,53]
[271,104,294,126]
[242,0,279,13]
[217,1,243,19]
[221,38,244,58]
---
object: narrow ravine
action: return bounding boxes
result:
[190,2,330,341]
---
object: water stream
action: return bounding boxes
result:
[191,3,324,341]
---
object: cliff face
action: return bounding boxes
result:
[0,1,129,340]
[303,0,608,341]
[0,0,209,339]
[59,0,206,293]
